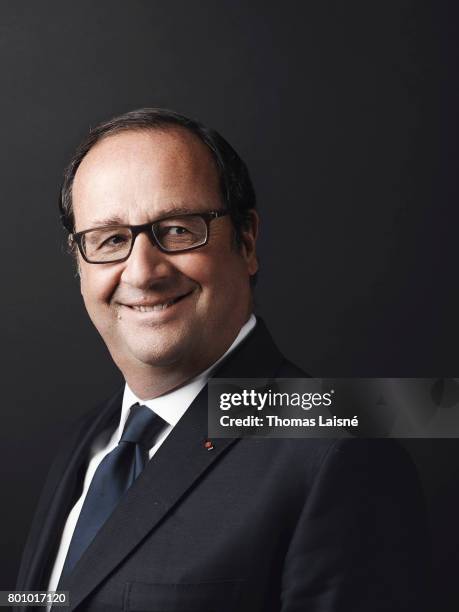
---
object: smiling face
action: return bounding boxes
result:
[72,128,258,397]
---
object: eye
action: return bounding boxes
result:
[102,233,129,246]
[95,232,130,251]
[154,216,205,248]
[165,225,190,235]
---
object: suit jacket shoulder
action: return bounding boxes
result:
[16,318,431,612]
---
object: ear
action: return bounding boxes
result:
[68,234,82,280]
[239,209,259,277]
[72,253,82,284]
[72,252,82,280]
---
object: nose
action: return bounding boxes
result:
[119,232,173,289]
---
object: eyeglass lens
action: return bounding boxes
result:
[81,215,208,262]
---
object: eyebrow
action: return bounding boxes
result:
[89,214,126,227]
[88,205,201,228]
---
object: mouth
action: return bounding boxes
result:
[123,290,194,313]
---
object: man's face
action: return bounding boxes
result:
[72,128,258,383]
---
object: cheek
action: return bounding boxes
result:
[171,252,217,285]
[176,249,248,296]
[80,268,118,307]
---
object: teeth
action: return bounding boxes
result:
[131,300,175,312]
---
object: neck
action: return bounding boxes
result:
[123,364,207,400]
[118,315,253,400]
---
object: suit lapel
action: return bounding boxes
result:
[59,320,285,609]
[18,389,123,592]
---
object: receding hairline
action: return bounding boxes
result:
[72,123,222,189]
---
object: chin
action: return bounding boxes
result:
[127,337,197,370]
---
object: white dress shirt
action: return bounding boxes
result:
[47,315,256,593]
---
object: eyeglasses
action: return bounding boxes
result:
[69,210,229,264]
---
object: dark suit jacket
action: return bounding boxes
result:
[17,320,431,611]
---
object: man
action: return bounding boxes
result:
[17,108,430,611]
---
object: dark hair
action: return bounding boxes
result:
[59,108,257,245]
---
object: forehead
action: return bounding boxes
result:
[72,127,221,230]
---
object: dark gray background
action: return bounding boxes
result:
[1,0,458,609]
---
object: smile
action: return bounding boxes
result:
[124,291,193,313]
[131,300,177,313]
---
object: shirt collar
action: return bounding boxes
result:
[120,314,257,430]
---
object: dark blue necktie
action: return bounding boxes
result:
[61,403,166,578]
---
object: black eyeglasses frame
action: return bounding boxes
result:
[68,209,230,264]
